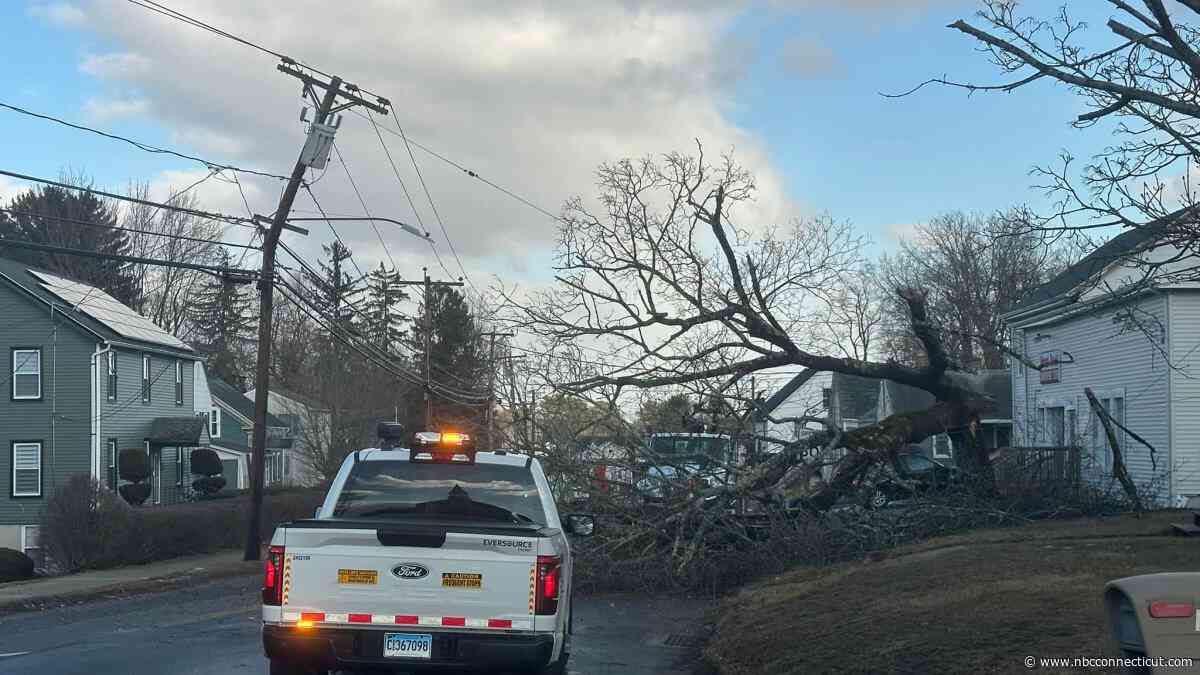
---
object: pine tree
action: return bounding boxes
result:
[0,182,140,306]
[402,285,487,431]
[364,262,409,354]
[187,248,254,385]
[305,240,364,337]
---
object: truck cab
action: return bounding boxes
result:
[261,425,594,674]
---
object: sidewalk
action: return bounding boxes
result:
[0,549,260,614]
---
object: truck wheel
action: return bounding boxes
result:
[537,651,569,675]
[269,658,325,675]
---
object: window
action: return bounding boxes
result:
[174,361,184,406]
[106,352,117,401]
[900,454,937,473]
[147,441,160,505]
[1039,351,1061,384]
[176,448,185,487]
[822,387,833,411]
[107,438,118,490]
[142,354,151,403]
[11,348,42,400]
[11,441,42,497]
[932,433,953,459]
[209,407,221,439]
[332,461,547,524]
[283,450,291,483]
[1037,406,1066,446]
[1091,397,1126,472]
[21,525,42,568]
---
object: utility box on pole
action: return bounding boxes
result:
[300,121,337,169]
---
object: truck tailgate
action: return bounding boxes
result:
[278,523,540,631]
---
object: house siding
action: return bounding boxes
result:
[763,371,831,443]
[99,346,203,505]
[0,288,94,527]
[1011,294,1170,501]
[1168,290,1200,501]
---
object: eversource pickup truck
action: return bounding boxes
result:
[261,425,595,674]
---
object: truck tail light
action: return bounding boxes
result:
[1149,600,1194,618]
[262,545,285,606]
[535,555,561,615]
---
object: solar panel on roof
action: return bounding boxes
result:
[29,269,192,350]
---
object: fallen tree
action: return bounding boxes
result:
[504,146,1002,516]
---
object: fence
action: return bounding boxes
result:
[992,446,1081,493]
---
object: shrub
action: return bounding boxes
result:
[190,448,223,477]
[118,482,152,507]
[0,548,34,582]
[191,476,226,494]
[40,474,134,573]
[118,448,150,483]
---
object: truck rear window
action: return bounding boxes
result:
[332,460,546,525]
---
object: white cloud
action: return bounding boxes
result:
[83,96,149,121]
[80,52,151,79]
[27,2,86,27]
[0,176,27,204]
[778,36,841,78]
[70,0,798,285]
[885,222,923,242]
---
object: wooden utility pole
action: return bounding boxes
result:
[244,61,388,562]
[395,268,463,430]
[481,331,514,450]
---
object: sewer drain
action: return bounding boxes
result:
[662,633,698,648]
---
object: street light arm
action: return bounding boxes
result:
[283,216,431,240]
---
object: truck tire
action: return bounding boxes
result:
[269,658,325,675]
[537,650,569,675]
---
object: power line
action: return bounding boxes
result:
[0,101,290,182]
[326,144,401,277]
[361,111,457,283]
[382,104,474,289]
[0,168,257,228]
[301,184,371,284]
[0,207,259,250]
[0,238,259,279]
[275,278,487,403]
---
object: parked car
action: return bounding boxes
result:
[857,449,962,509]
[261,425,594,675]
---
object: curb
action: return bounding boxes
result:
[0,558,261,617]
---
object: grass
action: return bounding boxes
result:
[703,510,1198,675]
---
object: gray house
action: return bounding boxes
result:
[1004,213,1200,506]
[756,368,1013,466]
[207,377,293,491]
[0,255,210,560]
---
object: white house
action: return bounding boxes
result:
[244,386,330,487]
[1004,213,1200,506]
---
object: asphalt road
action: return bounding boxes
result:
[0,574,707,675]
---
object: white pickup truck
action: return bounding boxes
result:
[261,426,595,674]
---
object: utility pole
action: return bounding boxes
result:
[395,267,463,430]
[481,331,514,450]
[244,60,388,562]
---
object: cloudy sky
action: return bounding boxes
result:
[1,0,1115,292]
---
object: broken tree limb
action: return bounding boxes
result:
[1085,387,1144,512]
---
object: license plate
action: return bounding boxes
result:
[442,572,482,589]
[337,569,378,585]
[384,633,432,659]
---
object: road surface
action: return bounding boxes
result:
[0,574,706,674]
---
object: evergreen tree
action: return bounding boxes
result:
[402,285,487,432]
[364,262,409,354]
[187,248,254,385]
[0,182,140,306]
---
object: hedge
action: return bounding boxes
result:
[41,474,324,573]
[0,548,34,582]
[190,448,223,477]
[118,448,150,482]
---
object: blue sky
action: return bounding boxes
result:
[0,1,1124,271]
